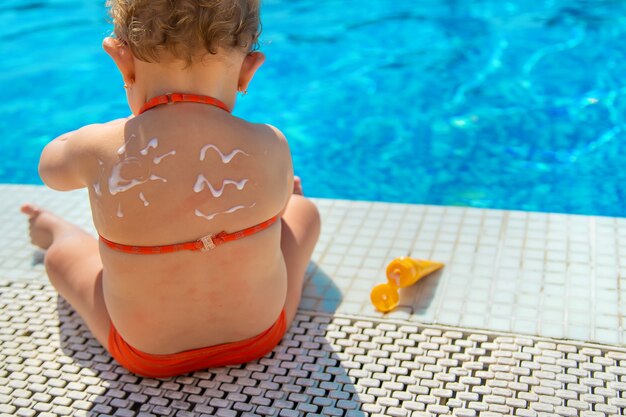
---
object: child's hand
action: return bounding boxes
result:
[293,176,303,196]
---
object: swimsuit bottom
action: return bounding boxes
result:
[108,309,287,378]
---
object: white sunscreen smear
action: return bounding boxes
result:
[153,150,176,164]
[93,183,102,197]
[116,203,124,218]
[117,134,135,155]
[140,138,158,156]
[200,144,248,163]
[139,192,149,206]
[193,175,248,197]
[109,162,167,195]
[194,203,256,221]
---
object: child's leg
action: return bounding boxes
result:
[21,205,111,347]
[280,194,321,327]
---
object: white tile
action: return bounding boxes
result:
[514,307,538,321]
[540,323,565,339]
[594,315,619,329]
[596,303,619,316]
[464,302,488,315]
[438,309,463,324]
[592,329,621,346]
[488,317,512,332]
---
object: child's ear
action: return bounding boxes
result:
[238,51,265,92]
[103,37,136,86]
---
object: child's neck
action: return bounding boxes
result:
[134,54,242,110]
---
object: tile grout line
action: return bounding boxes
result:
[590,216,597,342]
[454,206,474,326]
[492,209,510,331]
[522,211,544,336]
[616,216,624,345]
[341,201,382,309]
[483,210,503,330]
[428,207,450,323]
[541,213,552,336]
[562,215,571,341]
[406,204,427,257]
[311,199,348,273]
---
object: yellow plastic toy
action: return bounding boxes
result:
[370,257,444,312]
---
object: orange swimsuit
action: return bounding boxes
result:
[103,93,286,378]
[108,311,286,378]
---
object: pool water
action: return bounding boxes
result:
[2,0,626,217]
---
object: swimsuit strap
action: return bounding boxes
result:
[138,93,230,115]
[100,215,280,255]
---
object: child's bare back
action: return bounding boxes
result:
[93,103,292,353]
[22,0,320,378]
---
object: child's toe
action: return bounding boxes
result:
[20,204,41,219]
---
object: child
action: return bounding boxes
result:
[21,0,320,378]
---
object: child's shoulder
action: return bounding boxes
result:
[55,118,127,152]
[246,122,290,152]
[39,119,127,191]
[252,123,292,168]
[262,123,288,144]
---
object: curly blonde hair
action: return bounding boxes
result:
[107,0,261,63]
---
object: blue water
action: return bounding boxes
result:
[1,0,626,217]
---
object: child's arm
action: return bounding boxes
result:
[39,124,99,191]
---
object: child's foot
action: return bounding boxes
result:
[20,204,79,250]
[294,176,303,196]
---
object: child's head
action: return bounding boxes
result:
[107,0,261,64]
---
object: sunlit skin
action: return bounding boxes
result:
[21,36,320,356]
